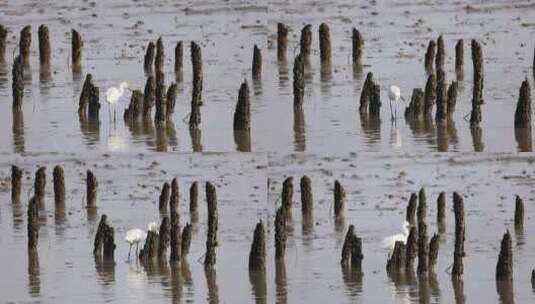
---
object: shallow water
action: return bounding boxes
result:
[0,0,534,153]
[1,152,535,303]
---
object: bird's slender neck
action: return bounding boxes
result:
[118,86,125,95]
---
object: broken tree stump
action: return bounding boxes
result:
[417,187,427,225]
[417,220,429,275]
[175,41,183,81]
[428,233,439,271]
[452,192,465,278]
[181,223,191,258]
[0,25,6,64]
[470,40,484,126]
[514,195,524,230]
[249,221,266,271]
[405,226,418,269]
[233,80,251,131]
[11,165,23,205]
[496,230,513,281]
[340,225,363,272]
[144,41,155,74]
[424,40,436,75]
[154,70,167,127]
[424,73,436,114]
[300,24,312,58]
[204,182,218,267]
[387,241,406,273]
[34,167,46,209]
[252,44,262,81]
[190,181,198,223]
[38,25,51,67]
[406,193,417,226]
[404,88,424,120]
[352,28,364,67]
[155,37,164,74]
[300,175,313,217]
[281,177,293,217]
[435,69,447,125]
[277,23,288,62]
[514,78,531,129]
[293,53,305,109]
[435,35,445,73]
[447,81,458,117]
[318,23,331,66]
[455,39,464,81]
[72,30,83,73]
[158,216,170,259]
[140,229,159,261]
[166,83,177,121]
[93,214,116,259]
[437,192,446,233]
[86,170,98,208]
[275,206,287,261]
[19,26,31,69]
[53,165,65,208]
[123,89,144,120]
[143,75,155,117]
[27,197,39,250]
[334,180,345,219]
[159,182,170,213]
[12,55,24,110]
[189,41,203,128]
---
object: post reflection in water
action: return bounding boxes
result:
[155,125,169,152]
[496,279,515,304]
[79,112,100,147]
[204,266,219,304]
[234,129,251,152]
[278,59,289,89]
[341,264,363,302]
[275,260,287,304]
[301,212,314,248]
[388,268,417,303]
[11,203,24,232]
[94,254,115,286]
[360,112,381,146]
[170,262,183,304]
[470,126,484,152]
[514,127,532,152]
[28,249,40,297]
[190,127,203,152]
[293,107,306,152]
[452,277,466,304]
[12,109,25,153]
[249,269,267,304]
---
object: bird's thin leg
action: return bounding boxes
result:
[136,243,139,256]
[389,99,394,122]
[128,244,132,261]
[108,104,112,124]
[113,107,117,126]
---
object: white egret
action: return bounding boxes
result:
[125,228,146,260]
[147,221,159,233]
[382,221,410,252]
[105,82,129,123]
[388,85,405,122]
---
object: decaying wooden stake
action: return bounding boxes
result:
[72,30,83,72]
[27,197,39,250]
[437,192,446,233]
[496,230,513,281]
[435,35,445,73]
[470,39,484,127]
[143,75,155,117]
[175,41,183,81]
[140,229,159,261]
[159,182,170,213]
[417,187,427,225]
[387,241,406,273]
[293,53,305,109]
[249,221,266,271]
[252,45,262,81]
[34,167,46,209]
[514,78,531,129]
[53,165,65,208]
[190,182,198,222]
[204,182,218,267]
[181,223,192,258]
[455,39,464,80]
[275,206,287,261]
[166,83,177,121]
[158,216,170,259]
[300,175,313,217]
[406,193,417,225]
[277,23,288,62]
[123,89,144,120]
[428,233,439,271]
[435,69,447,124]
[19,26,31,68]
[352,28,364,67]
[38,25,51,67]
[154,70,167,127]
[424,40,436,75]
[417,220,429,275]
[514,195,524,230]
[0,25,6,64]
[452,192,465,278]
[405,226,418,269]
[86,170,98,208]
[155,37,164,74]
[340,225,363,272]
[12,55,24,110]
[318,23,331,66]
[144,41,155,74]
[404,88,424,119]
[359,72,374,114]
[334,180,345,219]
[300,24,312,58]
[233,80,251,131]
[424,73,436,114]
[189,41,203,128]
[11,165,23,205]
[446,81,458,117]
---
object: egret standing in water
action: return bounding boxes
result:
[106,82,129,124]
[388,85,405,122]
[382,221,410,253]
[125,228,146,260]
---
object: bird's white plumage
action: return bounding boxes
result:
[382,221,410,251]
[389,85,401,102]
[147,221,158,233]
[106,82,129,105]
[125,228,146,244]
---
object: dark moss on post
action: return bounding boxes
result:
[452,192,465,278]
[34,167,46,209]
[275,206,287,261]
[155,37,164,74]
[86,170,98,208]
[154,71,167,127]
[446,81,458,117]
[144,41,155,75]
[277,23,288,62]
[435,35,445,73]
[233,80,251,131]
[38,25,51,67]
[11,165,23,205]
[174,41,183,81]
[514,78,531,129]
[406,193,417,225]
[417,187,427,225]
[334,180,345,219]
[166,83,177,121]
[299,24,312,58]
[158,217,170,259]
[190,182,198,223]
[19,26,31,68]
[405,226,418,269]
[455,39,464,80]
[181,223,192,258]
[252,45,262,81]
[72,30,83,73]
[249,221,266,271]
[53,165,65,208]
[404,88,424,120]
[159,182,170,213]
[428,234,439,271]
[435,69,447,124]
[387,241,406,273]
[189,42,203,129]
[417,220,429,275]
[143,75,155,117]
[424,40,436,75]
[12,55,24,110]
[352,28,364,67]
[496,230,513,281]
[437,192,446,233]
[318,23,331,65]
[293,53,305,109]
[514,195,524,229]
[27,197,39,250]
[123,89,144,120]
[424,73,436,114]
[0,25,6,64]
[204,182,218,267]
[300,175,313,216]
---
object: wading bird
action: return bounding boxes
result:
[106,82,129,123]
[147,221,158,233]
[388,85,405,122]
[125,228,146,260]
[382,221,410,252]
